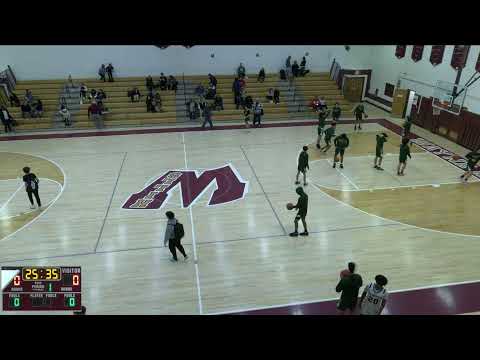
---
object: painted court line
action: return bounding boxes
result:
[325,159,360,190]
[182,132,204,315]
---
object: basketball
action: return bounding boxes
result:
[286,203,294,210]
[452,155,461,160]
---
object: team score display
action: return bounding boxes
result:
[22,267,61,281]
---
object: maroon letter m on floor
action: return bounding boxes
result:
[122,164,248,210]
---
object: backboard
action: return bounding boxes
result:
[432,80,467,115]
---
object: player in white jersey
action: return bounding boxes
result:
[359,275,388,315]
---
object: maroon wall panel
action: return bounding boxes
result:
[451,45,470,69]
[430,45,445,66]
[395,45,407,59]
[411,46,424,62]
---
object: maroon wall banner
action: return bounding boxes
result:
[411,45,424,62]
[451,45,471,69]
[476,51,480,73]
[122,164,248,210]
[430,45,445,66]
[395,45,407,59]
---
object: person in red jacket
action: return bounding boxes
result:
[88,101,103,129]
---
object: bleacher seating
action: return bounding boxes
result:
[5,72,353,132]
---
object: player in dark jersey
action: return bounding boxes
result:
[335,267,363,315]
[316,108,330,149]
[321,122,336,153]
[331,102,341,122]
[22,166,41,209]
[290,186,308,237]
[402,116,412,138]
[460,150,480,183]
[333,133,349,169]
[353,103,367,131]
[397,138,411,176]
[374,133,388,170]
[295,146,309,186]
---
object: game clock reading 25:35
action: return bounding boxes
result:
[22,267,61,281]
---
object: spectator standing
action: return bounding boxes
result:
[292,60,300,77]
[201,104,213,129]
[88,101,103,128]
[163,211,188,262]
[237,63,246,79]
[146,75,154,92]
[335,264,363,315]
[0,106,14,133]
[359,275,389,315]
[154,92,163,112]
[285,56,292,75]
[80,83,88,104]
[98,64,106,82]
[22,166,41,209]
[257,67,266,82]
[168,76,178,92]
[146,94,155,112]
[232,77,241,109]
[253,100,263,127]
[106,63,114,82]
[58,105,71,127]
[159,73,168,90]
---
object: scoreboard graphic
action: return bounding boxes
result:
[2,266,81,311]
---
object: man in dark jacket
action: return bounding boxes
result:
[0,106,14,133]
[164,211,188,262]
[290,187,308,237]
[336,267,363,315]
[106,63,114,82]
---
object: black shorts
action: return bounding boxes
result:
[335,148,345,157]
[295,213,306,221]
[298,166,307,173]
[337,299,357,311]
[399,156,408,164]
[376,147,383,158]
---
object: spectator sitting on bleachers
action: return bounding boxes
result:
[237,63,246,79]
[208,74,217,87]
[195,83,205,97]
[146,94,155,113]
[311,96,321,112]
[129,87,141,102]
[154,92,163,112]
[159,73,168,91]
[206,85,216,100]
[25,89,33,104]
[214,95,224,111]
[187,99,201,120]
[319,96,327,110]
[21,101,32,118]
[257,68,266,83]
[32,99,43,118]
[97,89,107,101]
[80,83,88,104]
[168,76,178,92]
[58,105,71,127]
[266,88,274,103]
[88,101,103,128]
[9,93,20,107]
[273,88,280,104]
[89,89,97,101]
[292,61,300,77]
[146,75,154,92]
[299,56,310,77]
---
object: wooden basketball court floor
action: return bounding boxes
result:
[1,112,480,315]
